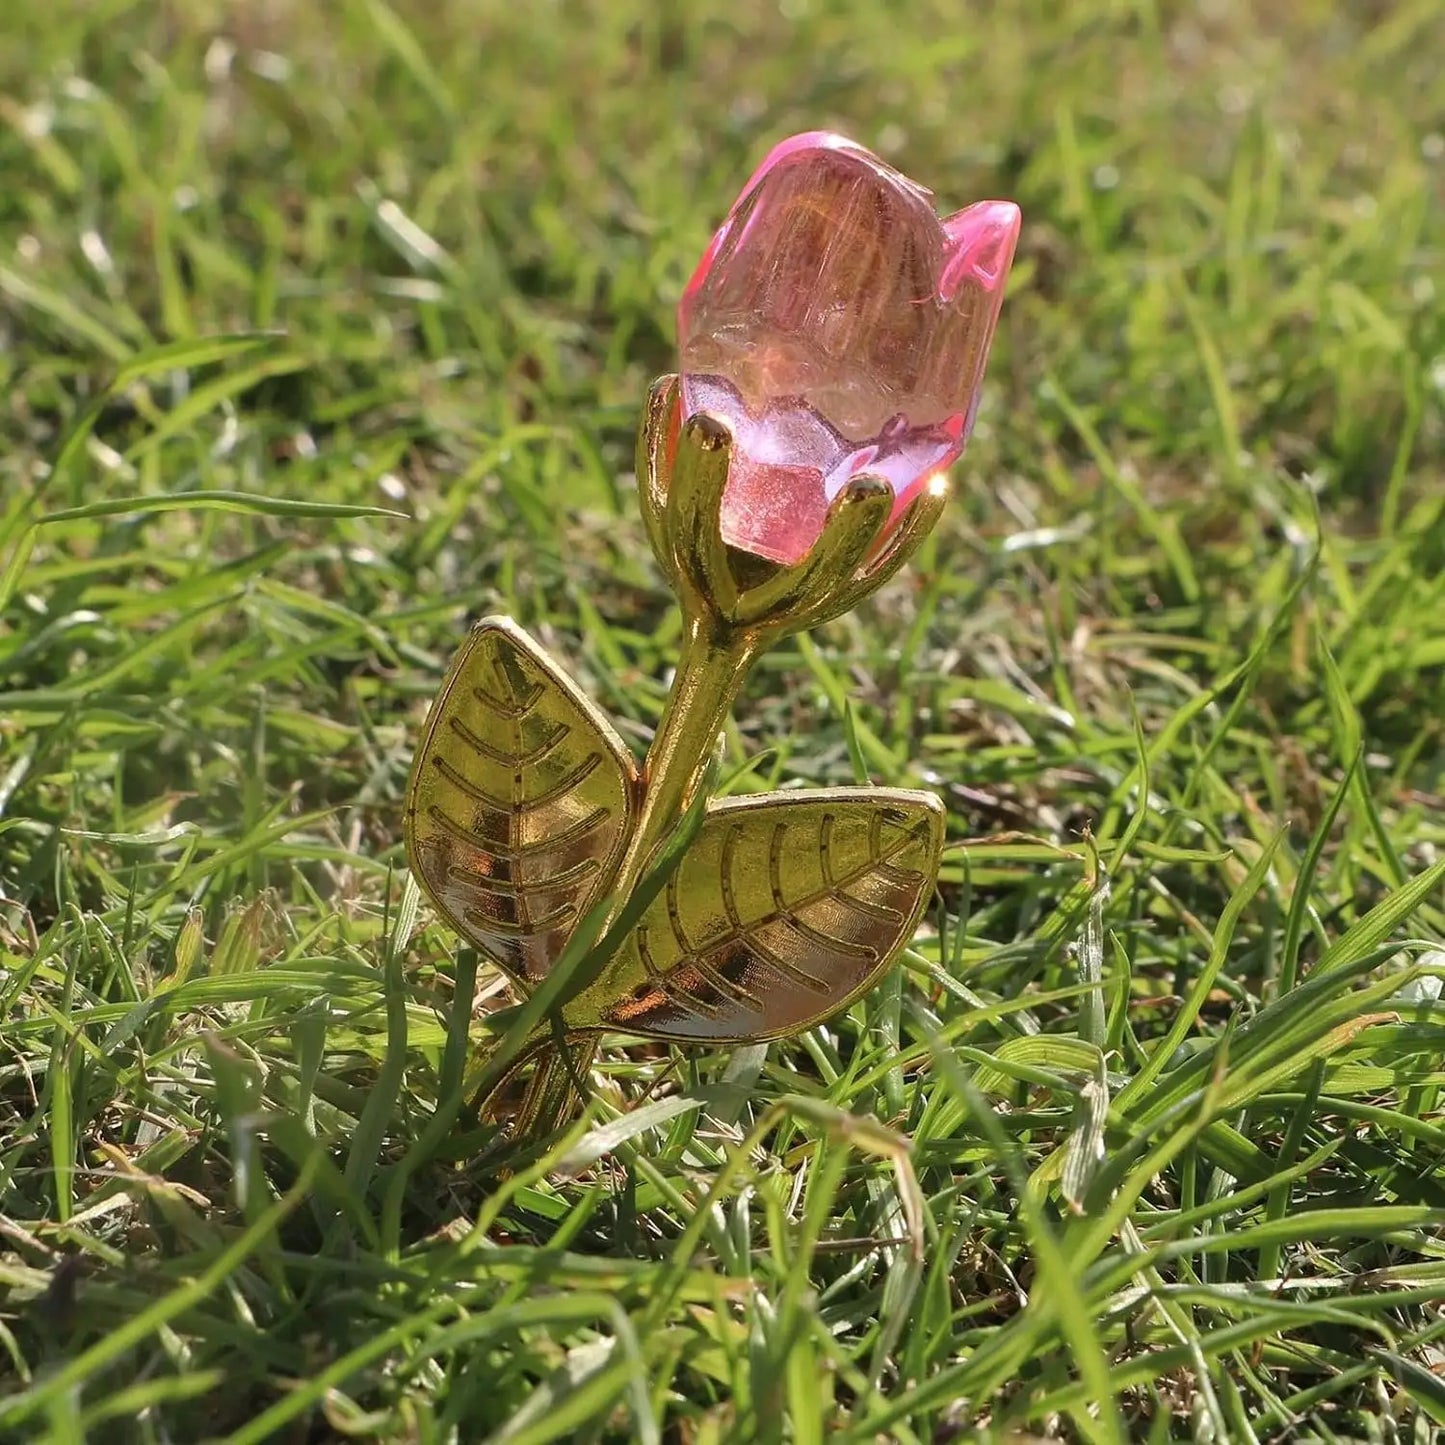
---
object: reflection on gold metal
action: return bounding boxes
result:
[405,378,947,1138]
[585,790,941,1043]
[405,620,637,989]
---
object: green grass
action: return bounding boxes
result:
[2,0,1444,1439]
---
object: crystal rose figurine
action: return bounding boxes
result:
[406,132,1021,1139]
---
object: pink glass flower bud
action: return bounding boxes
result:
[679,131,1020,566]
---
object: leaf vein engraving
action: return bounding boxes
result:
[447,713,569,767]
[469,679,544,720]
[444,855,599,898]
[671,809,928,964]
[743,822,854,987]
[433,751,603,813]
[424,802,611,862]
[767,820,877,962]
[660,869,751,1008]
[639,927,724,1017]
[665,869,693,958]
[740,925,829,992]
[781,913,877,963]
[463,901,573,936]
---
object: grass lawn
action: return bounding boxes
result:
[3,0,1445,1439]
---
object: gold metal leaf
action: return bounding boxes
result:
[405,618,638,987]
[576,787,944,1042]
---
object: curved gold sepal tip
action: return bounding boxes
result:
[638,387,947,636]
[642,372,678,427]
[637,375,680,580]
[664,405,738,616]
[840,474,891,502]
[829,473,951,617]
[682,412,731,451]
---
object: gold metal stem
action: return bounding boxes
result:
[606,612,760,919]
[481,616,760,1141]
[510,1034,600,1140]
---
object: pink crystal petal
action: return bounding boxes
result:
[939,200,1022,299]
[680,133,879,312]
[679,133,1020,566]
[732,130,884,208]
[718,455,830,564]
